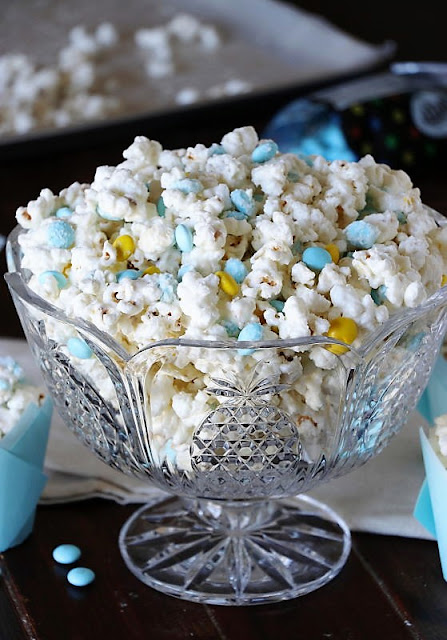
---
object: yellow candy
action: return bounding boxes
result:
[325,244,340,264]
[143,265,161,275]
[325,317,358,354]
[442,275,447,287]
[215,271,239,297]
[113,235,135,261]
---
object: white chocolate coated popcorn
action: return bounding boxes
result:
[15,127,447,470]
[431,413,447,467]
[0,357,44,438]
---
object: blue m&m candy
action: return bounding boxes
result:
[237,322,263,355]
[270,299,285,312]
[47,220,75,249]
[38,271,67,289]
[177,264,194,282]
[54,206,73,218]
[224,258,248,283]
[302,247,332,271]
[67,337,93,359]
[156,196,166,217]
[116,269,142,282]
[251,141,278,163]
[371,285,387,305]
[52,544,81,564]
[175,224,194,252]
[67,567,95,587]
[172,178,203,194]
[230,190,256,216]
[345,220,379,249]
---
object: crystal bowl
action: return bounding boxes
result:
[5,223,447,605]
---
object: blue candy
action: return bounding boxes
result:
[224,258,248,283]
[237,322,263,355]
[251,140,278,163]
[54,206,73,218]
[159,273,178,302]
[96,205,123,221]
[52,544,81,564]
[47,220,75,249]
[270,299,285,312]
[209,143,225,156]
[172,178,203,194]
[67,567,95,587]
[291,240,302,256]
[230,189,256,216]
[162,439,176,464]
[177,264,194,282]
[302,246,332,271]
[67,337,93,360]
[116,269,142,282]
[371,285,387,305]
[222,320,240,338]
[225,210,248,220]
[0,379,11,391]
[38,270,67,289]
[345,220,379,249]
[175,224,194,252]
[156,196,166,217]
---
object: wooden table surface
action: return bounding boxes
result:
[1,2,447,638]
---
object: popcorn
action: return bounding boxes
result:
[14,127,447,471]
[0,25,120,137]
[0,357,44,439]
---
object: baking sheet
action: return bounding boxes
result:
[0,0,393,147]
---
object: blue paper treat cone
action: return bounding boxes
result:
[0,397,52,552]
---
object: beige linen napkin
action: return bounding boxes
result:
[0,338,430,539]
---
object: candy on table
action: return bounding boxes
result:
[67,567,96,587]
[52,544,82,564]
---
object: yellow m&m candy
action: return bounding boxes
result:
[442,275,447,287]
[113,235,135,261]
[325,244,340,264]
[143,265,161,276]
[325,317,358,354]
[215,271,239,297]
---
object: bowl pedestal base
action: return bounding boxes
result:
[119,493,351,605]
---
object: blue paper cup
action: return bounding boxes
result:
[0,397,52,552]
[414,349,447,580]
